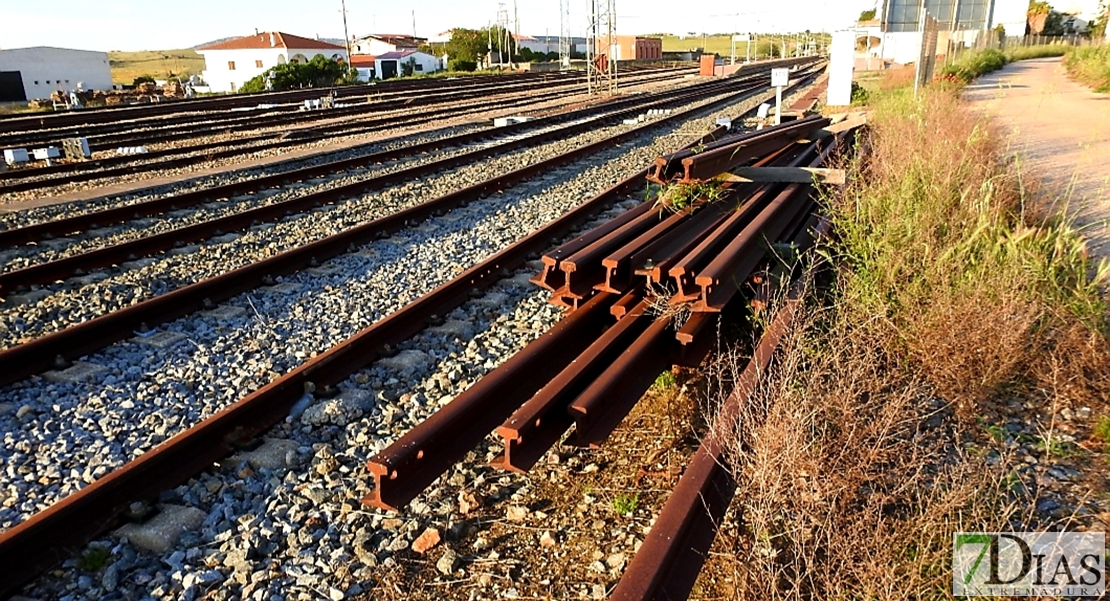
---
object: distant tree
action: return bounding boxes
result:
[132,75,155,86]
[443,28,488,63]
[1028,1,1053,33]
[238,55,348,93]
[1043,10,1068,34]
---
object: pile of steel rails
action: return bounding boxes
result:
[363,115,862,599]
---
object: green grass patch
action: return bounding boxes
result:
[937,45,1068,85]
[76,545,111,572]
[652,371,678,390]
[611,492,640,516]
[1094,416,1110,443]
[1035,435,1083,458]
[1064,45,1110,92]
[834,86,1108,403]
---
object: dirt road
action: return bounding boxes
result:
[964,56,1110,260]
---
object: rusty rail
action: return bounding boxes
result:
[0,75,790,598]
[609,279,806,601]
[0,78,754,290]
[0,80,767,387]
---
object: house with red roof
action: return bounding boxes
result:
[196,31,348,93]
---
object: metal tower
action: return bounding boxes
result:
[496,2,513,68]
[586,0,617,96]
[559,0,571,67]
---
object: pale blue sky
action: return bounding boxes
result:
[0,1,877,52]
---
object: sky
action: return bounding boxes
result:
[0,0,879,52]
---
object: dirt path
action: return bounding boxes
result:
[964,56,1110,260]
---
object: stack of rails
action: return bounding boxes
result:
[0,63,834,595]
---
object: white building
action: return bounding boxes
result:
[373,51,443,79]
[874,0,1031,65]
[351,34,426,57]
[0,47,113,102]
[196,32,348,93]
[511,34,589,55]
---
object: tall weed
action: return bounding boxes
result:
[707,86,1110,600]
[1064,45,1110,92]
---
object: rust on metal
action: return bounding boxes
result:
[609,280,806,601]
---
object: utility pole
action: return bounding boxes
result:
[340,0,352,69]
[412,10,417,39]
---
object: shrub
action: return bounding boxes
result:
[937,45,1067,85]
[237,55,349,93]
[1064,45,1110,92]
[449,59,477,72]
[708,84,1110,601]
[132,75,155,86]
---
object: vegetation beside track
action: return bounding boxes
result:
[1064,45,1110,92]
[698,84,1110,599]
[937,44,1068,83]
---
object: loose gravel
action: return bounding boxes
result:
[0,71,693,206]
[0,86,700,276]
[0,86,751,348]
[8,82,806,601]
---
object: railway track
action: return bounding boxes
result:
[0,70,587,138]
[0,69,812,379]
[0,67,697,193]
[0,64,679,136]
[0,65,843,600]
[0,70,764,249]
[0,68,692,152]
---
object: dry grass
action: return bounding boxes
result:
[702,300,1025,600]
[107,49,205,85]
[695,85,1110,600]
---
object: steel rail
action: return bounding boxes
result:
[0,80,766,387]
[609,279,805,601]
[0,76,755,594]
[0,80,752,290]
[691,135,842,312]
[0,74,752,247]
[497,293,651,472]
[646,114,830,185]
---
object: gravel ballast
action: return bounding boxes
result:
[7,82,810,601]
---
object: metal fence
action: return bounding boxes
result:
[1003,34,1105,48]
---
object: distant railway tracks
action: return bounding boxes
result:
[0,60,846,600]
[0,67,695,194]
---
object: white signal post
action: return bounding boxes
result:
[731,33,750,66]
[771,68,789,125]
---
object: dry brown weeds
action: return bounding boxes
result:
[694,85,1110,600]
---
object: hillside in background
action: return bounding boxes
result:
[107,49,206,85]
